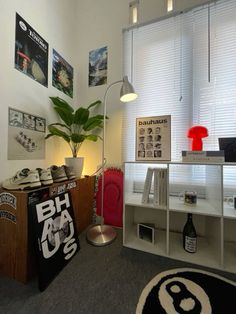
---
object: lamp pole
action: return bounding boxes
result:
[100,80,123,224]
[86,77,137,246]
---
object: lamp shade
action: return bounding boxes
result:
[120,76,138,102]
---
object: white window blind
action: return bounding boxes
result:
[122,0,236,187]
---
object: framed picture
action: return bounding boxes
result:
[88,46,108,87]
[136,115,171,161]
[137,223,155,244]
[8,107,46,160]
[14,13,48,87]
[218,137,236,162]
[52,49,74,98]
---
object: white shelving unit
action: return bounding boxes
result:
[123,161,236,274]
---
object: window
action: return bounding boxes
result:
[122,0,236,187]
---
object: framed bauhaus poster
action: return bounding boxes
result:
[28,191,80,291]
[136,115,171,161]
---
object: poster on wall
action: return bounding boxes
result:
[14,12,48,87]
[52,49,74,98]
[28,192,80,291]
[8,107,46,160]
[89,46,108,87]
[136,115,171,161]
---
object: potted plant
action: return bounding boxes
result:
[45,96,105,177]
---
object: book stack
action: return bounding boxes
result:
[182,150,225,162]
[142,167,167,207]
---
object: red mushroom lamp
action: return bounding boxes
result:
[187,125,208,151]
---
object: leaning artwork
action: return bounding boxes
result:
[136,115,171,161]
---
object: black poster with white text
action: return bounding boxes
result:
[29,192,80,291]
[15,13,48,87]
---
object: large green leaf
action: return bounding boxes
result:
[50,97,74,112]
[83,117,103,131]
[85,134,99,141]
[45,134,54,139]
[90,114,108,120]
[71,133,86,143]
[87,100,102,110]
[49,122,71,131]
[74,107,89,125]
[47,126,70,142]
[54,107,74,126]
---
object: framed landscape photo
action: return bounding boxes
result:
[136,115,171,161]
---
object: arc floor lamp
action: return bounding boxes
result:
[86,76,138,246]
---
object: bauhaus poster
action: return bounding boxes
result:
[29,192,80,291]
[15,13,48,87]
[136,115,171,161]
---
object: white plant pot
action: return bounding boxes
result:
[65,157,84,178]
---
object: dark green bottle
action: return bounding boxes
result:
[183,213,197,253]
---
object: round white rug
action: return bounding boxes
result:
[136,268,236,314]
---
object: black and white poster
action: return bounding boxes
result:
[136,115,171,161]
[29,192,80,291]
[8,107,46,160]
[52,49,73,98]
[15,13,48,87]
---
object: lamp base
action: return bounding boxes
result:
[86,224,117,246]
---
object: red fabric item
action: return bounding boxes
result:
[96,169,123,227]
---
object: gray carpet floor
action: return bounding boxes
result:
[0,228,236,314]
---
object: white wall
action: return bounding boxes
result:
[76,0,211,175]
[76,0,130,175]
[0,0,78,182]
[0,0,211,182]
